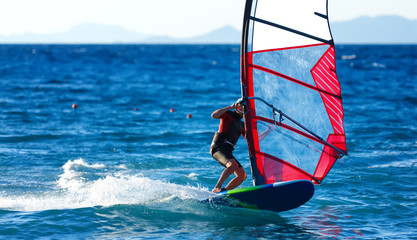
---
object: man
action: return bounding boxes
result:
[210,99,247,193]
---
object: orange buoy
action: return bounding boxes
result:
[186,114,192,118]
[72,103,78,109]
[170,108,175,113]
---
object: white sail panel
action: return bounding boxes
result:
[252,0,332,51]
[252,24,323,51]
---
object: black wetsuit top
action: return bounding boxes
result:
[210,110,245,167]
[211,110,245,148]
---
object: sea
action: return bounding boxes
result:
[0,44,416,239]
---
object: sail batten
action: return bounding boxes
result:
[251,63,342,99]
[249,16,332,44]
[241,0,347,186]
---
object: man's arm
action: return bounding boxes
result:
[211,104,236,119]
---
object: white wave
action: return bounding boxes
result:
[0,159,212,212]
[372,62,386,68]
[341,54,356,60]
[58,158,106,192]
[186,173,198,180]
[63,158,105,169]
[369,159,417,168]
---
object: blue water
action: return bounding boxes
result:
[0,44,416,239]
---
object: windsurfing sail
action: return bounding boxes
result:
[240,0,347,186]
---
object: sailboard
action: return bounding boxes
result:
[206,0,347,212]
[205,180,314,212]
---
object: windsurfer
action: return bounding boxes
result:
[210,99,247,193]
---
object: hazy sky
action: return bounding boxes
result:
[0,0,416,38]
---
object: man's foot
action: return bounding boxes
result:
[212,187,227,193]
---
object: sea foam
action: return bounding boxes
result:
[0,158,212,212]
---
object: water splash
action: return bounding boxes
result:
[0,159,212,212]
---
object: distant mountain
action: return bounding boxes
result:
[139,26,240,44]
[0,23,147,44]
[181,26,241,44]
[0,16,416,44]
[330,15,417,44]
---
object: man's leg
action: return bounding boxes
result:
[225,166,247,190]
[212,158,245,193]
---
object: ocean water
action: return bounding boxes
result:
[0,44,416,239]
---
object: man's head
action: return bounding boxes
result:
[235,103,244,116]
[234,97,246,116]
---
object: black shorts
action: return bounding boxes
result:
[210,145,242,168]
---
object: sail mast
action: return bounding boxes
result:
[241,0,266,186]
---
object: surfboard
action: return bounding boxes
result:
[204,180,314,212]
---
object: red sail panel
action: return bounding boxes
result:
[257,152,318,184]
[314,134,347,181]
[311,47,345,135]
